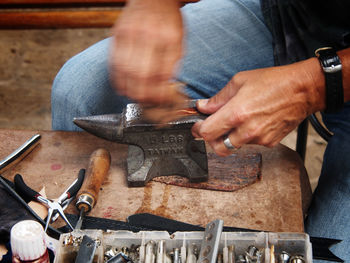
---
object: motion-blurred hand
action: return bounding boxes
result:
[192,58,325,156]
[110,0,184,105]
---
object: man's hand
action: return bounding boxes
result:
[109,0,183,104]
[192,58,326,156]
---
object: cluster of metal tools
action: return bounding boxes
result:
[54,220,311,263]
[102,242,305,263]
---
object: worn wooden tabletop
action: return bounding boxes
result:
[0,129,311,233]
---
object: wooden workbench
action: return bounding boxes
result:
[0,129,311,233]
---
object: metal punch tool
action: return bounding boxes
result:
[14,170,85,232]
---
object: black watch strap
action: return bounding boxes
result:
[315,47,344,113]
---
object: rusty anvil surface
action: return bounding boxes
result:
[74,102,209,186]
[0,129,311,232]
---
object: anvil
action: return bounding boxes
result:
[74,101,208,186]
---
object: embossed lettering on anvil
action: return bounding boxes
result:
[146,147,184,156]
[149,135,184,144]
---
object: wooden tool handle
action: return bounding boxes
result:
[76,148,111,211]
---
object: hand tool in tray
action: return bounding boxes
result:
[14,169,85,232]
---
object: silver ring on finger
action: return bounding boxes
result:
[223,134,235,150]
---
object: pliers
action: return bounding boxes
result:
[50,174,82,222]
[14,169,85,232]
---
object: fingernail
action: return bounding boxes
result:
[197,99,209,108]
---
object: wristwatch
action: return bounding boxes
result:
[315,47,344,113]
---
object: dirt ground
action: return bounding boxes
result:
[0,29,327,191]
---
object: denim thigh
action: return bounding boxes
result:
[305,102,350,262]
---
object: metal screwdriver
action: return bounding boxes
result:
[75,148,111,229]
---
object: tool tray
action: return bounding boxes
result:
[54,230,312,263]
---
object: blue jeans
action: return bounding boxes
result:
[305,104,350,262]
[52,0,350,261]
